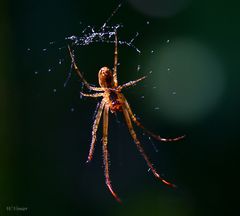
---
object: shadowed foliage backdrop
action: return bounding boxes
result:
[0,0,239,215]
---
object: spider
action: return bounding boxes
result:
[67,32,185,203]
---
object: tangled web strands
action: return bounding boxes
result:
[65,25,141,54]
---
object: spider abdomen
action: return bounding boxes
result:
[107,91,123,112]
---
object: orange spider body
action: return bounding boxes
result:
[107,90,123,112]
[99,66,124,112]
[98,66,114,88]
[67,32,185,203]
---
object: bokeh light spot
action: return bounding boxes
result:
[146,38,225,124]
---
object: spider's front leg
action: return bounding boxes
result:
[119,76,147,90]
[67,45,103,92]
[102,105,122,203]
[113,31,118,87]
[80,92,104,98]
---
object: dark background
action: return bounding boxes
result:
[0,0,239,215]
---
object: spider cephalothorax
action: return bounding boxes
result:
[68,32,185,203]
[98,67,114,88]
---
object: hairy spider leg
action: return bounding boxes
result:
[122,107,176,188]
[119,76,147,90]
[86,99,105,163]
[103,105,122,203]
[80,92,104,97]
[68,45,103,91]
[113,31,118,87]
[123,98,185,142]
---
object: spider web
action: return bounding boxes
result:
[31,2,149,113]
[65,24,140,54]
[65,2,140,53]
[62,2,141,88]
[32,3,140,54]
[30,2,142,99]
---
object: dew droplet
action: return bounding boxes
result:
[146,21,150,25]
[70,108,75,112]
[34,71,38,75]
[42,48,47,52]
[53,89,57,93]
[151,50,154,54]
[154,107,160,110]
[137,65,141,71]
[166,39,170,43]
[48,68,52,72]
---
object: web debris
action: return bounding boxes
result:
[32,3,142,95]
[65,2,140,54]
[65,25,140,54]
[63,3,141,88]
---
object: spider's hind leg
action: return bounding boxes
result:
[102,105,122,203]
[122,107,176,188]
[123,99,185,142]
[86,100,105,163]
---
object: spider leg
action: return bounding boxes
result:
[122,107,176,188]
[113,31,118,87]
[86,100,105,163]
[119,76,147,90]
[68,45,103,92]
[102,105,122,203]
[80,92,104,98]
[123,97,185,142]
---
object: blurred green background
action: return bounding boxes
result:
[1,0,239,215]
